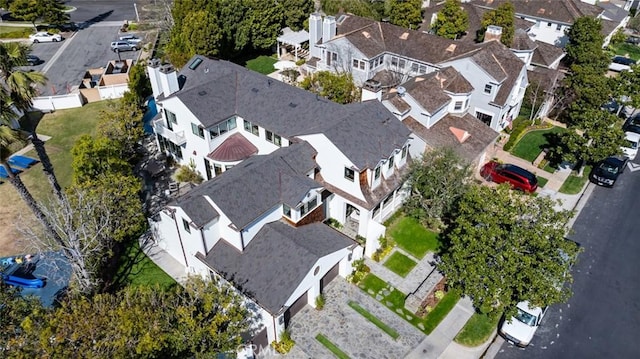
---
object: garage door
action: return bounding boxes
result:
[251,328,269,354]
[284,291,308,327]
[321,263,340,291]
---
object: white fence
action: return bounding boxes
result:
[98,84,129,100]
[32,92,85,112]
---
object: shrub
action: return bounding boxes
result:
[271,330,295,354]
[372,236,394,262]
[347,259,370,284]
[315,294,325,310]
[434,290,445,300]
[175,159,204,184]
[295,58,306,66]
[355,235,366,245]
[503,117,530,151]
[0,28,33,39]
[325,218,343,229]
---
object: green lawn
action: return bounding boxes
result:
[536,176,548,188]
[348,301,400,339]
[611,43,640,61]
[114,240,177,291]
[383,251,417,277]
[511,127,566,162]
[559,165,592,195]
[245,55,277,75]
[386,216,440,259]
[357,273,460,335]
[316,334,351,359]
[454,312,501,347]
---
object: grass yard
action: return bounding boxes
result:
[386,215,440,259]
[316,334,351,359]
[0,102,111,256]
[559,165,592,195]
[348,301,400,339]
[536,176,548,188]
[114,240,177,291]
[611,43,640,61]
[511,126,566,162]
[245,55,277,75]
[357,273,460,335]
[0,26,33,39]
[383,251,417,278]
[454,312,501,347]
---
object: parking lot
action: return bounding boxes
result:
[28,24,141,96]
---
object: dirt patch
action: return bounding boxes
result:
[0,184,39,257]
[416,277,447,318]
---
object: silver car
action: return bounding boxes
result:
[110,41,138,52]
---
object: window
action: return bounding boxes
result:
[547,22,552,27]
[265,130,282,146]
[398,59,406,69]
[391,56,399,67]
[374,166,381,180]
[209,117,237,139]
[419,65,427,74]
[182,219,191,233]
[327,51,337,66]
[464,98,469,109]
[352,59,365,70]
[300,196,319,217]
[454,101,463,111]
[165,109,177,130]
[401,146,407,159]
[484,84,492,94]
[556,24,562,31]
[244,120,259,136]
[214,164,223,176]
[411,63,419,72]
[191,123,204,138]
[283,204,291,218]
[388,155,394,169]
[344,167,355,181]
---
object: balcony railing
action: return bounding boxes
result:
[153,118,186,145]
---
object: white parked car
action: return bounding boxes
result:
[499,301,548,347]
[621,131,640,160]
[118,34,143,44]
[29,32,62,43]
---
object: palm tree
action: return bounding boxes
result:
[0,42,64,203]
[0,124,63,244]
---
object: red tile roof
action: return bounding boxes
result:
[207,133,258,162]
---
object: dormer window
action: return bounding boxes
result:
[454,101,463,111]
[401,146,407,159]
[283,204,292,218]
[484,84,493,94]
[265,130,282,146]
[300,196,319,216]
[191,123,204,138]
[182,218,191,233]
[344,167,355,181]
[388,155,395,169]
[244,120,259,136]
[374,166,381,180]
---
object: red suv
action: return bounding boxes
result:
[481,161,538,193]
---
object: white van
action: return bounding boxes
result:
[499,301,548,347]
[621,131,640,160]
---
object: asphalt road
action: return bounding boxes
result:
[496,161,640,357]
[66,0,137,23]
[29,25,140,96]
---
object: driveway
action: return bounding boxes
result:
[285,279,425,359]
[66,0,137,23]
[30,24,140,96]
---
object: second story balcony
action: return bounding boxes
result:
[153,117,186,146]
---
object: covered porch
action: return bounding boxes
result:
[277,27,309,61]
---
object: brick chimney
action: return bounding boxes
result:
[484,25,503,43]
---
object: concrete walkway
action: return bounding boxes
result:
[365,249,437,295]
[138,234,189,286]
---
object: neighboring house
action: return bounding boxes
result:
[79,59,132,103]
[147,55,412,348]
[467,0,629,47]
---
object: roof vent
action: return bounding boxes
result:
[198,90,207,96]
[337,14,347,25]
[251,88,259,93]
[446,44,457,53]
[289,102,298,108]
[399,32,409,40]
[397,86,406,96]
[362,31,371,38]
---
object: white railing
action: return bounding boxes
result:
[153,118,186,145]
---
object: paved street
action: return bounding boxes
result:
[496,160,640,358]
[66,0,137,23]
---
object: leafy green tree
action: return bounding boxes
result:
[404,147,471,228]
[6,0,68,28]
[175,160,204,184]
[479,1,515,46]
[628,15,640,33]
[96,101,144,162]
[564,17,609,73]
[609,28,626,45]
[388,0,422,30]
[167,9,222,67]
[440,185,579,315]
[282,0,314,31]
[612,63,640,108]
[243,0,285,50]
[71,135,131,184]
[11,278,252,358]
[8,0,40,28]
[39,0,70,26]
[320,0,381,19]
[300,71,359,104]
[126,62,153,107]
[432,0,469,40]
[0,283,45,352]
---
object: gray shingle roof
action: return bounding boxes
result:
[172,142,319,230]
[168,57,410,171]
[172,192,219,229]
[511,29,538,51]
[202,221,354,314]
[403,113,499,163]
[531,41,565,68]
[472,0,601,24]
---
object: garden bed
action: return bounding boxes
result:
[383,251,417,277]
[386,215,440,259]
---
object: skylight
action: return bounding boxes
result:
[188,57,203,70]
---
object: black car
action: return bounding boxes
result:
[26,55,42,66]
[612,56,637,66]
[623,116,640,135]
[589,156,628,187]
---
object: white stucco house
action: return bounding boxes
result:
[147,56,412,350]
